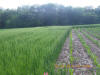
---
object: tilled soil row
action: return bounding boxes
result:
[55,30,97,75]
[79,30,100,63]
[56,37,70,74]
[72,30,94,75]
[81,30,100,44]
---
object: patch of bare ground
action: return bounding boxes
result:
[56,37,70,74]
[79,30,100,63]
[72,30,94,75]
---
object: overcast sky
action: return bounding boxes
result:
[0,0,100,9]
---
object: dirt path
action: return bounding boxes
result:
[56,37,70,74]
[79,30,100,63]
[72,30,94,75]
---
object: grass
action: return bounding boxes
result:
[69,31,74,64]
[69,31,74,75]
[0,26,71,75]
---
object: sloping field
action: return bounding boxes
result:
[0,26,71,75]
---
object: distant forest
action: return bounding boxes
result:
[0,3,100,28]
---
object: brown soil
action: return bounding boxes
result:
[55,30,96,75]
[79,30,100,63]
[56,37,70,65]
[56,37,70,74]
[72,30,94,75]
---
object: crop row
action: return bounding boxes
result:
[0,26,71,75]
[76,29,100,75]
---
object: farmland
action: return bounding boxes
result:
[56,26,100,75]
[0,26,100,75]
[0,26,71,75]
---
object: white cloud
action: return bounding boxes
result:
[0,0,100,9]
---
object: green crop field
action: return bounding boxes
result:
[0,26,71,75]
[81,27,100,40]
[1,1,100,75]
[1,25,100,75]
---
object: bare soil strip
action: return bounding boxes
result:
[72,30,94,75]
[56,37,70,73]
[79,30,100,63]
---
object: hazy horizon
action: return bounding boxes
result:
[0,0,100,9]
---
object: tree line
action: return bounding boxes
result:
[0,4,100,28]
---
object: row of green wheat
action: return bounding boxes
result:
[0,26,71,75]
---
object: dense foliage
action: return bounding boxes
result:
[0,4,100,28]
